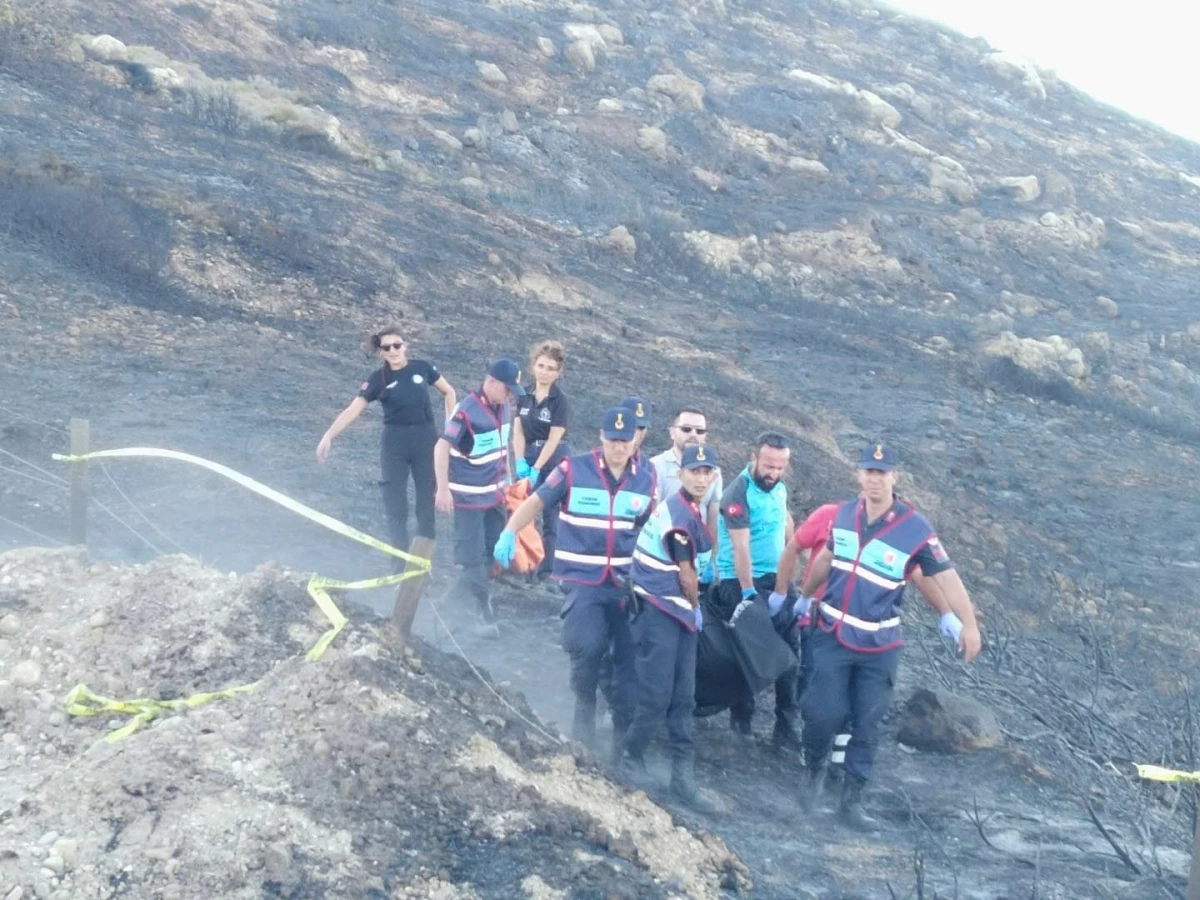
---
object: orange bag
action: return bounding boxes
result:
[503,479,546,575]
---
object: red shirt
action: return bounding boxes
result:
[795,503,839,600]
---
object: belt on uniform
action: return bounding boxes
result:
[818,604,900,632]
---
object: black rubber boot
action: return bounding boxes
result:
[797,764,826,813]
[669,759,718,814]
[730,712,753,739]
[618,751,657,792]
[572,699,597,749]
[838,775,878,832]
[772,717,804,753]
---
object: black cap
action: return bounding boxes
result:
[486,359,526,396]
[858,443,897,471]
[620,396,651,427]
[681,444,719,470]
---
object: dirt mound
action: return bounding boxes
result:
[0,548,749,899]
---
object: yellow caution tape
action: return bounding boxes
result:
[53,447,433,740]
[1136,764,1200,784]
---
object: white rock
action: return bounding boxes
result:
[597,98,623,112]
[928,156,977,203]
[785,68,855,95]
[500,109,520,133]
[87,610,109,629]
[51,839,77,869]
[88,34,127,62]
[646,73,705,111]
[535,37,556,58]
[561,23,608,51]
[1039,212,1060,227]
[4,885,24,900]
[0,614,18,636]
[984,51,1046,100]
[428,130,463,153]
[596,24,623,45]
[996,175,1040,203]
[11,660,42,687]
[475,61,508,85]
[600,225,637,258]
[1179,172,1200,190]
[786,156,830,177]
[635,125,669,160]
[564,40,595,74]
[462,127,484,148]
[42,855,64,875]
[857,90,901,128]
[1095,296,1119,319]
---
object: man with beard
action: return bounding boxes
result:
[650,407,723,585]
[713,432,800,748]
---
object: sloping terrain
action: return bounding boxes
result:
[1,0,1199,895]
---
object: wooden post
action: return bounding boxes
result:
[1188,811,1200,900]
[68,418,89,549]
[390,536,436,648]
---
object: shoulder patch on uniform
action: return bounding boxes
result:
[929,536,949,563]
[727,502,743,516]
[677,534,688,544]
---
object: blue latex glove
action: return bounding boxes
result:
[515,459,532,480]
[794,596,813,620]
[939,612,963,643]
[700,562,715,584]
[767,592,788,616]
[528,466,540,484]
[741,587,758,601]
[493,531,517,568]
[694,605,704,632]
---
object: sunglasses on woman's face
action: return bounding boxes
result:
[379,342,405,352]
[677,425,707,435]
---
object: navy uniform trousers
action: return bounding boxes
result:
[623,603,697,762]
[561,581,635,739]
[453,504,506,618]
[800,628,901,782]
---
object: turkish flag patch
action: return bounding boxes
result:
[929,537,949,563]
[727,503,743,516]
[360,382,369,391]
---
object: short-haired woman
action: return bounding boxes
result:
[317,327,456,561]
[512,340,571,578]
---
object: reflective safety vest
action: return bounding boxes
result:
[716,470,789,581]
[447,391,511,510]
[819,498,936,652]
[553,449,656,586]
[631,489,712,630]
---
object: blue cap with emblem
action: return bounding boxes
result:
[620,396,651,428]
[858,442,897,471]
[602,407,637,441]
[486,359,526,396]
[681,444,719,470]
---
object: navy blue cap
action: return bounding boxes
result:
[486,359,526,396]
[620,396,651,428]
[602,407,637,441]
[858,443,897,471]
[681,444,719,470]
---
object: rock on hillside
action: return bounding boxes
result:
[0,549,748,899]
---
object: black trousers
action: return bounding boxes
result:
[380,423,437,560]
[713,574,800,729]
[453,504,507,619]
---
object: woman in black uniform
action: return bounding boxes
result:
[317,326,456,558]
[512,340,570,578]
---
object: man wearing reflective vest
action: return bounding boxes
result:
[434,359,523,632]
[793,443,981,830]
[495,407,657,750]
[620,444,719,812]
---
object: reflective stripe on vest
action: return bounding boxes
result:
[552,450,655,586]
[448,392,510,509]
[821,498,935,652]
[630,492,712,628]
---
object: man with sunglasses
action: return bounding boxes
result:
[714,432,801,749]
[650,409,723,560]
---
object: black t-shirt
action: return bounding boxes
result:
[358,360,441,426]
[516,383,570,445]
